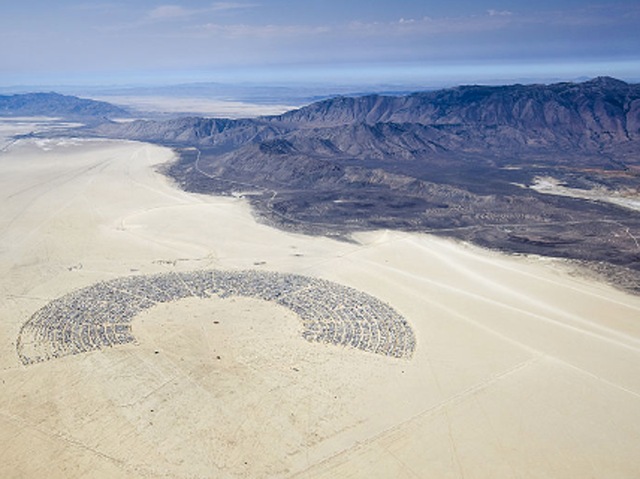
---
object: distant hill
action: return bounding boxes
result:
[88,76,640,155]
[78,77,640,290]
[0,92,129,119]
[278,76,636,125]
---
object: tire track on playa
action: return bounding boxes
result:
[416,288,640,400]
[297,230,640,349]
[5,158,108,201]
[293,356,541,478]
[302,229,640,397]
[126,144,199,205]
[106,331,230,412]
[0,409,151,478]
[412,235,640,313]
[0,154,112,248]
[370,255,640,353]
[297,341,640,478]
[1,141,206,262]
[106,343,260,474]
[350,233,640,353]
[349,251,640,403]
[415,238,640,347]
[114,145,228,258]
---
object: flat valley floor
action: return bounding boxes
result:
[1,120,640,478]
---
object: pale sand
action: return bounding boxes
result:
[1,123,639,478]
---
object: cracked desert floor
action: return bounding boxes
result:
[1,119,640,478]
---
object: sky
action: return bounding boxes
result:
[1,0,639,88]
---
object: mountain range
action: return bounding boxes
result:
[0,92,129,119]
[43,78,640,290]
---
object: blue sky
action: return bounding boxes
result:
[1,1,639,87]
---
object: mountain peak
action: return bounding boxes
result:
[584,76,628,88]
[0,92,130,119]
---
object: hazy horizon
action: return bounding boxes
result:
[1,1,639,89]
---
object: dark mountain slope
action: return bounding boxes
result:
[89,116,283,150]
[273,77,640,151]
[77,78,640,290]
[0,92,130,119]
[276,77,636,124]
[88,76,640,157]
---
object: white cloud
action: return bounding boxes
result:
[210,2,258,12]
[487,9,512,17]
[147,2,258,21]
[347,13,514,37]
[73,3,125,12]
[148,5,193,20]
[195,22,330,39]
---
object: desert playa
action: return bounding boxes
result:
[1,120,639,478]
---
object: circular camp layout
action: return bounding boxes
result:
[17,269,416,365]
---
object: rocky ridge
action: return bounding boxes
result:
[79,78,640,291]
[0,92,130,119]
